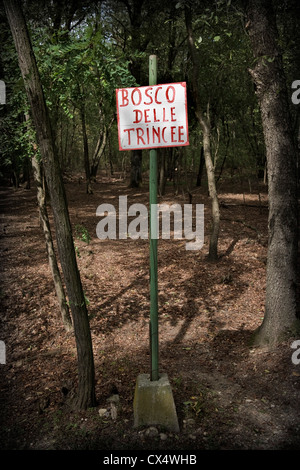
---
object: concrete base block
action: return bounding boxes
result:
[133,373,179,432]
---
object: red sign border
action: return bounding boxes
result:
[116,82,189,151]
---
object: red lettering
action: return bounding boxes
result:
[132,88,142,106]
[152,127,160,143]
[144,109,151,123]
[162,108,169,122]
[137,128,145,145]
[124,128,134,145]
[120,89,129,107]
[123,124,186,148]
[120,84,179,108]
[170,107,176,121]
[162,127,167,143]
[178,125,185,142]
[153,109,159,122]
[171,126,177,142]
[166,86,175,103]
[144,87,153,105]
[133,110,142,123]
[155,86,162,104]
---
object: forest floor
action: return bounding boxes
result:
[1,172,300,454]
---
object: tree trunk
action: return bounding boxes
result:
[159,150,166,196]
[32,154,73,333]
[90,116,114,179]
[246,0,300,346]
[79,101,93,194]
[25,112,73,332]
[129,149,143,188]
[185,5,220,260]
[202,119,220,260]
[4,0,96,409]
[125,0,145,188]
[196,146,205,187]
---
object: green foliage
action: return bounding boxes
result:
[74,224,91,261]
[0,15,33,182]
[183,395,205,416]
[0,86,36,182]
[75,224,91,245]
[33,23,136,118]
[4,0,297,186]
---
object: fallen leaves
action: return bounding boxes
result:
[1,180,300,451]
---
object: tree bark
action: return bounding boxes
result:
[79,100,93,194]
[185,5,220,260]
[4,0,96,408]
[32,154,73,333]
[196,146,205,187]
[159,150,166,196]
[129,150,143,188]
[246,0,300,346]
[124,0,145,188]
[90,116,114,179]
[25,112,73,332]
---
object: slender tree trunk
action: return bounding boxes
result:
[246,0,300,346]
[202,118,220,260]
[129,149,143,188]
[90,116,114,179]
[196,146,205,187]
[159,150,166,196]
[4,0,96,408]
[32,154,73,333]
[25,112,73,332]
[126,0,145,188]
[79,101,92,194]
[185,5,220,260]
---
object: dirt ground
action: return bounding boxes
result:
[0,172,300,452]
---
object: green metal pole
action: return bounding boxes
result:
[149,55,159,381]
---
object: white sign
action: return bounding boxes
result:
[116,82,189,151]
